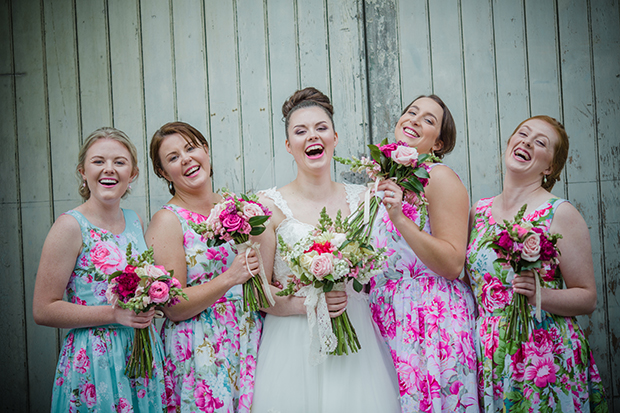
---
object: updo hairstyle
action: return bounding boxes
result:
[282,87,334,138]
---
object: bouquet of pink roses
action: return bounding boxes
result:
[277,208,386,360]
[335,138,438,242]
[482,204,562,352]
[106,244,187,379]
[189,190,275,312]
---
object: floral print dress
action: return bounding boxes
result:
[160,205,263,413]
[369,171,479,413]
[51,209,168,413]
[466,197,608,412]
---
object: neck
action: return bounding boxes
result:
[170,185,218,215]
[79,197,124,227]
[289,168,337,202]
[499,172,546,210]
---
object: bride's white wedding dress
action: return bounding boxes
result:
[251,185,400,413]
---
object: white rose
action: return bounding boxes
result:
[391,145,419,165]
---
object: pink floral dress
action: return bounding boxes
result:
[51,209,169,413]
[160,205,263,413]
[369,168,479,413]
[466,197,608,412]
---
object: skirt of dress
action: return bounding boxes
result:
[51,324,168,413]
[251,292,400,413]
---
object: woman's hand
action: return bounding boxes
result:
[376,180,404,222]
[114,307,156,329]
[225,248,259,286]
[325,290,347,318]
[512,270,537,305]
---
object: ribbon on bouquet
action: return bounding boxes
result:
[534,270,542,322]
[237,240,276,307]
[295,283,346,365]
[364,179,383,225]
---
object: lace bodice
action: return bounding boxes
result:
[261,184,365,286]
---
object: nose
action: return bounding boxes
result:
[181,150,192,164]
[103,160,115,173]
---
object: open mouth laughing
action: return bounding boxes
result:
[305,144,325,159]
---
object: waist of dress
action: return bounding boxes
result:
[69,323,135,332]
[373,270,463,288]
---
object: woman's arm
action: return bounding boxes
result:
[380,165,469,280]
[253,193,306,316]
[32,214,155,329]
[145,208,258,322]
[512,201,597,316]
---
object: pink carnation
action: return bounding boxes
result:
[379,142,398,158]
[496,230,513,252]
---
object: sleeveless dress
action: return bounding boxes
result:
[50,209,168,413]
[251,185,400,413]
[466,197,608,412]
[368,165,479,413]
[160,204,263,413]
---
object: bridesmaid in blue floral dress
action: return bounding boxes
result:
[146,122,263,412]
[33,128,168,412]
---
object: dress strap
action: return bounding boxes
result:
[260,187,294,219]
[344,183,365,212]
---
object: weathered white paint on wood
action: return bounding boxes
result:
[3,0,619,410]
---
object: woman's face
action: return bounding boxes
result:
[505,118,558,179]
[80,138,135,203]
[285,106,338,173]
[158,133,211,193]
[394,97,444,155]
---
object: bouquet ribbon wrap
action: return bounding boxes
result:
[535,270,542,322]
[295,283,346,365]
[364,179,383,225]
[237,240,275,307]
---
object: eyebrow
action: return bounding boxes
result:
[292,120,328,129]
[410,105,438,121]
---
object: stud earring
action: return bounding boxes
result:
[82,181,86,188]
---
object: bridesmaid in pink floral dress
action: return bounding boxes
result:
[368,95,479,412]
[33,128,168,412]
[466,116,607,412]
[146,122,263,412]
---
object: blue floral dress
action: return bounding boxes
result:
[50,209,168,413]
[160,205,263,413]
[466,197,608,412]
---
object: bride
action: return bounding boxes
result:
[251,87,400,413]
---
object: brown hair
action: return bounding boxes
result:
[282,87,334,138]
[401,95,456,158]
[149,121,212,195]
[76,127,139,200]
[508,115,569,191]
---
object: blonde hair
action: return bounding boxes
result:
[76,127,139,200]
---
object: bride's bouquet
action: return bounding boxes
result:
[189,190,275,312]
[276,208,386,360]
[106,244,187,379]
[335,139,438,242]
[481,204,562,353]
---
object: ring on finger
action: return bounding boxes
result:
[387,204,392,210]
[390,190,395,197]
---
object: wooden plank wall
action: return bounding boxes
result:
[0,0,617,411]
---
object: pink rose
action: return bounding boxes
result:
[310,253,333,279]
[149,281,170,304]
[220,212,244,232]
[243,202,264,219]
[391,145,419,165]
[89,241,126,275]
[522,232,541,262]
[115,397,133,413]
[80,383,97,407]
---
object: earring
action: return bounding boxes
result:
[128,183,132,190]
[543,175,548,184]
[168,181,174,192]
[82,181,86,188]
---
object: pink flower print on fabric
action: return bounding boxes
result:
[89,241,126,275]
[89,229,101,241]
[194,380,224,413]
[115,397,133,413]
[370,295,398,340]
[525,356,559,388]
[395,352,423,397]
[173,329,193,363]
[527,204,553,222]
[74,348,90,373]
[480,272,511,314]
[205,246,228,262]
[184,231,196,249]
[80,383,97,408]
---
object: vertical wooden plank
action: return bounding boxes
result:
[171,0,209,136]
[44,0,82,218]
[75,0,112,135]
[327,0,368,184]
[204,0,243,192]
[13,0,57,410]
[557,0,610,395]
[297,0,330,93]
[592,0,620,406]
[426,0,469,195]
[0,1,28,410]
[492,0,530,165]
[398,0,432,103]
[237,0,274,192]
[364,0,401,143]
[266,0,299,189]
[140,0,176,212]
[108,0,148,220]
[461,0,501,201]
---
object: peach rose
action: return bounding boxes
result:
[310,253,333,279]
[522,233,541,262]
